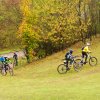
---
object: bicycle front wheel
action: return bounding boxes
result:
[57,64,68,74]
[9,68,14,76]
[8,64,14,76]
[73,59,82,72]
[75,59,83,66]
[89,57,97,66]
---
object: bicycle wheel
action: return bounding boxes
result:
[1,68,7,76]
[75,59,83,67]
[9,68,14,76]
[57,64,68,74]
[8,64,14,76]
[0,63,3,70]
[89,57,97,66]
[74,59,83,72]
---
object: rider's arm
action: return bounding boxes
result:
[70,54,74,59]
[87,46,91,53]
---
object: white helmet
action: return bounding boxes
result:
[86,42,90,46]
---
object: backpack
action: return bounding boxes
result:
[65,52,71,59]
[81,46,85,50]
[0,57,5,62]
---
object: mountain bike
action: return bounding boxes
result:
[79,52,98,66]
[0,61,14,76]
[57,56,82,74]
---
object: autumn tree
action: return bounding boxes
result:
[0,0,21,48]
[18,0,99,62]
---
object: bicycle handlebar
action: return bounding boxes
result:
[62,55,80,60]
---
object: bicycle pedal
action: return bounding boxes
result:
[66,67,70,71]
[84,62,87,64]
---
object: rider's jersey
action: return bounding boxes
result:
[82,46,90,53]
[65,52,73,59]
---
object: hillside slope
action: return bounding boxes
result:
[0,37,100,100]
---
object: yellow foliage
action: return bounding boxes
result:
[18,0,95,60]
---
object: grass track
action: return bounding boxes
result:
[0,37,100,100]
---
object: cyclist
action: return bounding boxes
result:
[65,49,74,69]
[0,57,10,72]
[81,42,91,64]
[13,52,18,66]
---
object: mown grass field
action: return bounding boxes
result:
[0,37,100,100]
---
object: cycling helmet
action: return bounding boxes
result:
[86,42,90,46]
[69,49,73,54]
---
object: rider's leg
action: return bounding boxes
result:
[70,59,73,65]
[66,60,68,67]
[84,53,88,64]
[66,60,70,70]
[4,64,7,72]
[81,51,85,63]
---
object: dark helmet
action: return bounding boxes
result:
[69,49,73,54]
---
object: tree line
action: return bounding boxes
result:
[18,0,100,62]
[0,0,21,48]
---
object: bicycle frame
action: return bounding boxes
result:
[63,59,75,68]
[80,52,97,66]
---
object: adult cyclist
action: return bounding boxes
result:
[81,42,91,64]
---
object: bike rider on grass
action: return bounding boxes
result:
[81,42,91,64]
[65,49,74,70]
[0,57,10,72]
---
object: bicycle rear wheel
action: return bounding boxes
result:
[57,64,68,74]
[74,59,83,72]
[1,68,7,76]
[89,57,97,66]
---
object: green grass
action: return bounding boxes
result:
[0,37,100,100]
[0,47,20,55]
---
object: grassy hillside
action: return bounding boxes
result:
[0,37,100,100]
